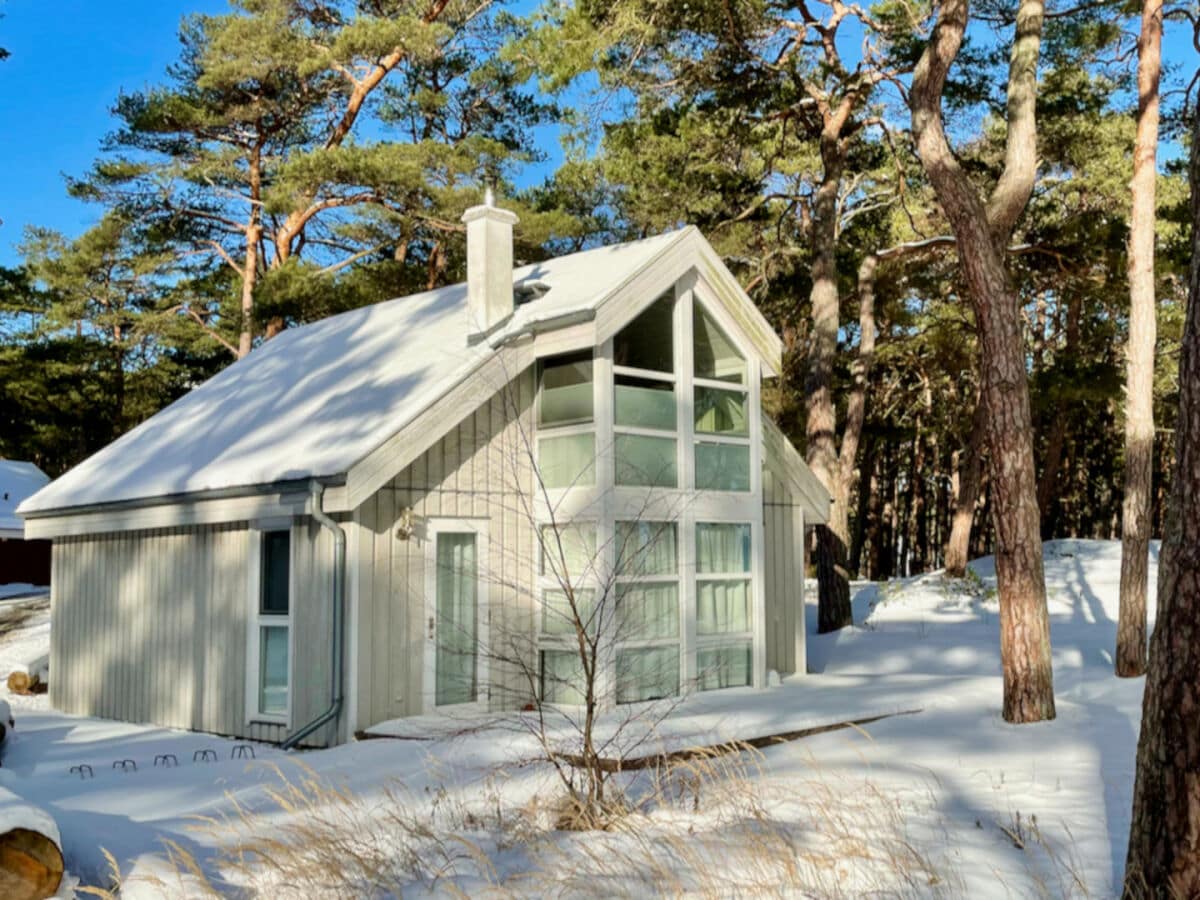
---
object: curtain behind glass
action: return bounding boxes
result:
[696,523,751,573]
[435,533,477,706]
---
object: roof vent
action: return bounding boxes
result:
[514,280,550,306]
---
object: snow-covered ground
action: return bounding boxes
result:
[0,540,1156,896]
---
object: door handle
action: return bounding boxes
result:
[428,616,435,639]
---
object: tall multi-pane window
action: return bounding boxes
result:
[256,530,290,718]
[695,523,753,690]
[538,522,597,704]
[537,351,596,489]
[615,521,680,702]
[613,293,678,488]
[693,305,751,492]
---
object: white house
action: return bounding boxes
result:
[1,461,51,586]
[19,200,830,747]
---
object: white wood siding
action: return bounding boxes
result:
[763,453,808,676]
[50,519,338,746]
[351,369,536,732]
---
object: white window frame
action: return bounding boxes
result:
[529,269,769,702]
[422,517,490,713]
[245,519,295,727]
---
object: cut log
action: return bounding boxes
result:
[6,673,33,696]
[0,788,63,900]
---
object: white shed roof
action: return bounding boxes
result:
[1,462,50,535]
[21,229,695,515]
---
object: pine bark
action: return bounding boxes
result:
[1116,0,1162,680]
[806,134,853,633]
[911,0,1055,723]
[946,397,986,577]
[1123,81,1200,898]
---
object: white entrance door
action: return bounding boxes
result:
[423,519,489,712]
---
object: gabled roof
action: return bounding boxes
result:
[24,227,783,517]
[0,461,50,536]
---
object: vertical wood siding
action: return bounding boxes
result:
[352,369,536,731]
[763,463,808,676]
[50,519,337,746]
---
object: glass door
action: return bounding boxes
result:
[424,521,489,711]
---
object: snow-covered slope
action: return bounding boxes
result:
[0,540,1161,896]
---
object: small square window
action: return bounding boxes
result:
[695,442,750,492]
[539,433,596,489]
[615,434,677,487]
[615,375,676,431]
[539,351,593,426]
[541,650,587,705]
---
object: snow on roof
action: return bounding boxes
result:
[21,229,690,515]
[0,462,50,534]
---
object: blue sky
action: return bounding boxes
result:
[0,1,1194,268]
[0,0,230,265]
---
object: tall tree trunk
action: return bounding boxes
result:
[1036,292,1081,531]
[849,434,877,576]
[911,0,1055,723]
[1116,0,1162,680]
[1123,84,1200,898]
[237,146,264,360]
[806,136,853,633]
[946,396,987,577]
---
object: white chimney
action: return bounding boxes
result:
[462,188,518,338]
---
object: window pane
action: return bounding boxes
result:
[615,434,677,487]
[697,579,750,634]
[541,650,587,705]
[616,521,677,576]
[540,523,598,579]
[539,433,595,489]
[618,583,679,640]
[435,533,478,706]
[694,305,745,384]
[615,376,676,431]
[614,292,674,373]
[542,588,596,636]
[260,530,290,615]
[697,641,752,691]
[694,386,748,436]
[617,646,680,703]
[695,442,750,492]
[539,352,593,426]
[696,523,752,573]
[259,625,289,716]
